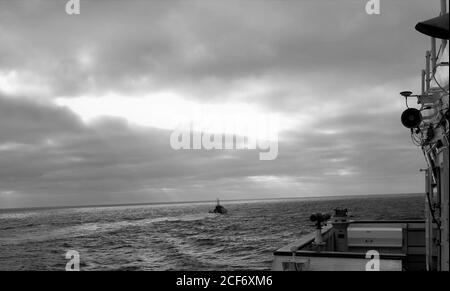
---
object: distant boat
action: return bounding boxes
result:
[209,198,228,214]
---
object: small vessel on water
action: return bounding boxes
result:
[209,198,228,214]
[272,0,449,271]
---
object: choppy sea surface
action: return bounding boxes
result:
[0,194,423,271]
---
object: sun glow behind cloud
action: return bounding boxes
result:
[55,91,297,141]
[0,0,431,208]
[0,70,51,97]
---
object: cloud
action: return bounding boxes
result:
[0,0,431,98]
[0,0,434,208]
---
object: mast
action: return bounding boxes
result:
[402,0,449,270]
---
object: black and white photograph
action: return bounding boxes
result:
[0,0,448,276]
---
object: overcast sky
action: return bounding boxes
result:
[0,0,439,208]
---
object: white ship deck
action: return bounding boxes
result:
[272,220,426,271]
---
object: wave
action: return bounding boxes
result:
[0,195,424,270]
[0,212,216,244]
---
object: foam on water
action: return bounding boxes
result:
[0,195,423,271]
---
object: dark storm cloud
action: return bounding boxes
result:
[0,0,433,98]
[0,95,84,142]
[0,0,434,207]
[0,91,425,207]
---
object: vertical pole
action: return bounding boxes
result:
[422,70,426,96]
[438,1,448,270]
[425,169,432,270]
[440,145,449,270]
[441,0,448,48]
[315,229,323,244]
[431,38,437,73]
[425,51,431,92]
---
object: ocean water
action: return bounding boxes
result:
[0,195,424,271]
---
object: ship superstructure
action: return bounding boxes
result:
[404,0,449,271]
[272,0,449,271]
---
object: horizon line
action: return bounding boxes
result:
[0,192,424,211]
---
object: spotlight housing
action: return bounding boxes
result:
[401,108,423,129]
